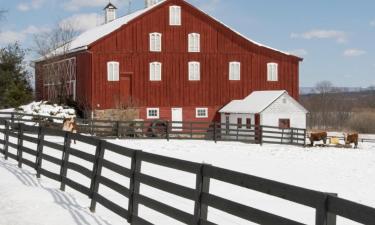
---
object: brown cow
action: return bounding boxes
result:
[344,133,359,149]
[62,117,78,144]
[309,132,327,146]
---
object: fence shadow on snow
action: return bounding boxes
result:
[0,118,375,224]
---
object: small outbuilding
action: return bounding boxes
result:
[219,90,308,131]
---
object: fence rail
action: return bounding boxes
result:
[0,112,307,146]
[0,118,375,224]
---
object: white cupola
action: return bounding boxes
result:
[145,0,160,8]
[104,2,117,24]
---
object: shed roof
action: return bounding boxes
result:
[219,90,292,114]
[41,0,301,60]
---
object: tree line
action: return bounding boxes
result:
[301,81,375,133]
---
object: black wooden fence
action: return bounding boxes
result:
[0,118,375,224]
[0,112,307,146]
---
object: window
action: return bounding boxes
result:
[149,62,162,81]
[229,62,241,80]
[107,61,119,81]
[188,61,200,81]
[246,118,251,129]
[169,6,181,26]
[149,33,162,52]
[196,108,208,118]
[267,63,278,81]
[237,118,242,129]
[188,33,200,52]
[279,119,290,129]
[147,108,160,119]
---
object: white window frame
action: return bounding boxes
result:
[188,61,200,81]
[169,5,181,26]
[196,108,208,118]
[188,33,200,52]
[107,61,119,81]
[149,32,162,52]
[147,108,160,119]
[229,61,241,80]
[267,62,278,81]
[149,62,162,81]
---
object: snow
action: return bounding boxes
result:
[220,90,289,113]
[0,159,112,225]
[17,101,75,118]
[1,135,375,225]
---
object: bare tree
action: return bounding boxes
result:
[33,22,78,59]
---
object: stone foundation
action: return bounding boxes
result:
[93,108,140,121]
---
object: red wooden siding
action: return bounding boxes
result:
[35,0,301,121]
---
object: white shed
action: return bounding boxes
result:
[219,90,308,141]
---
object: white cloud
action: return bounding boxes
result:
[343,49,366,57]
[0,25,49,45]
[59,13,103,32]
[291,29,348,43]
[17,0,46,12]
[62,0,122,11]
[289,49,308,57]
[371,20,375,27]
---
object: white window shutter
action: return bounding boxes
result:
[274,63,278,81]
[114,62,119,81]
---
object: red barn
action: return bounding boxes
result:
[34,0,302,123]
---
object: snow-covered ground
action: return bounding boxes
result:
[1,136,375,225]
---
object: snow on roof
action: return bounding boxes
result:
[48,1,166,57]
[39,0,300,61]
[219,90,287,114]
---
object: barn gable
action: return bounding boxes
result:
[52,0,301,61]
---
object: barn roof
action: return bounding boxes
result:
[219,90,307,114]
[41,0,301,60]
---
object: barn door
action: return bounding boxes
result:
[120,73,132,104]
[171,108,183,131]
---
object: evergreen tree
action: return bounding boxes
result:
[0,43,33,108]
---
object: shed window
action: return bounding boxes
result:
[229,62,241,80]
[267,63,278,81]
[188,61,200,81]
[246,118,251,129]
[149,33,162,52]
[279,119,290,129]
[150,62,162,81]
[147,108,160,119]
[169,6,181,26]
[196,108,208,118]
[237,118,242,129]
[188,33,200,52]
[107,61,119,81]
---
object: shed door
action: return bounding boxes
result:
[120,73,132,103]
[171,108,183,131]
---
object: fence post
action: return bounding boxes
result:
[60,132,71,191]
[11,113,14,126]
[166,121,170,141]
[194,164,211,224]
[4,121,9,160]
[259,126,263,146]
[315,193,337,225]
[213,122,217,143]
[128,150,142,223]
[116,121,120,138]
[303,129,307,146]
[327,193,337,225]
[17,123,24,168]
[35,127,45,178]
[290,128,294,144]
[90,140,105,212]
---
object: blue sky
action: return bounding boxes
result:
[0,0,374,87]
